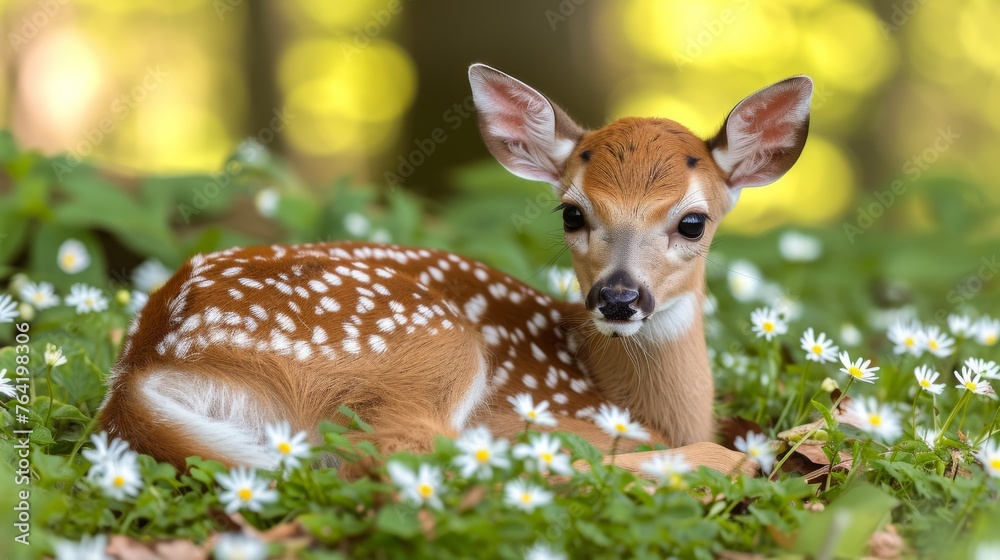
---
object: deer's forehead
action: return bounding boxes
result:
[564,118,724,223]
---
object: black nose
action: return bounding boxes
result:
[599,286,639,305]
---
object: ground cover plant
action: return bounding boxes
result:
[1,133,999,558]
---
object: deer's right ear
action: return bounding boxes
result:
[469,64,584,186]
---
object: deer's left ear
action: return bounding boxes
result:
[709,76,813,191]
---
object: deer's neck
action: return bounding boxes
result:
[573,291,715,446]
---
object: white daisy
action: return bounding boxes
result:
[750,307,788,341]
[0,294,18,323]
[507,393,558,427]
[921,325,955,358]
[53,534,110,560]
[19,281,60,309]
[727,260,763,303]
[839,323,863,346]
[976,439,1000,478]
[640,452,692,489]
[264,421,311,471]
[216,467,278,513]
[504,478,553,512]
[800,328,839,363]
[887,320,925,356]
[913,365,944,395]
[128,291,149,315]
[847,397,902,442]
[254,188,280,218]
[525,543,567,560]
[44,344,67,368]
[96,451,143,500]
[820,377,839,393]
[975,316,999,346]
[547,267,582,303]
[948,314,975,338]
[65,283,108,314]
[82,431,132,479]
[213,532,268,560]
[965,357,1000,380]
[954,367,993,396]
[453,425,511,479]
[778,231,822,262]
[370,228,392,243]
[0,369,18,399]
[512,432,573,476]
[593,403,649,441]
[838,351,880,384]
[916,426,939,449]
[344,212,371,238]
[57,238,91,274]
[734,431,776,474]
[132,259,172,293]
[386,462,443,509]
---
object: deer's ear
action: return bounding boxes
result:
[469,63,584,185]
[709,76,813,191]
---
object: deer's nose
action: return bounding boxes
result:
[588,271,649,321]
[599,286,639,306]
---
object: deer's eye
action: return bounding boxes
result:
[561,204,586,232]
[678,213,707,240]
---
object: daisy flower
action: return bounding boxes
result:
[593,403,649,441]
[386,462,443,509]
[839,323,863,346]
[343,212,371,238]
[847,397,902,442]
[525,543,567,560]
[254,188,280,218]
[838,351,880,384]
[44,344,68,368]
[974,316,999,346]
[132,259,172,293]
[0,369,17,399]
[20,281,60,309]
[966,357,1000,380]
[96,451,143,500]
[512,432,573,475]
[507,393,558,427]
[504,478,554,512]
[547,267,582,303]
[264,421,311,471]
[65,283,109,314]
[800,328,839,363]
[640,452,692,489]
[82,431,132,479]
[57,238,91,274]
[216,467,278,514]
[948,314,975,338]
[213,533,268,560]
[916,426,939,449]
[727,260,763,303]
[53,534,110,560]
[734,431,776,474]
[913,365,944,395]
[778,231,822,262]
[954,367,993,396]
[0,294,18,323]
[128,290,149,315]
[976,439,1000,478]
[750,307,787,341]
[453,425,510,479]
[887,320,925,356]
[921,325,955,358]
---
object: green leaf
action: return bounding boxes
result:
[374,504,421,538]
[795,482,899,557]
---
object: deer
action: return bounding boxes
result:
[100,64,812,477]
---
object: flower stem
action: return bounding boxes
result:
[43,364,55,427]
[794,361,813,425]
[975,402,1000,447]
[910,387,923,437]
[769,377,855,478]
[609,436,620,467]
[937,391,972,444]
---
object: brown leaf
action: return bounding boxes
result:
[106,536,207,560]
[867,524,906,559]
[718,417,765,450]
[418,509,436,541]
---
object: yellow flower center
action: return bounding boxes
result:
[238,488,253,501]
[113,475,125,488]
[990,458,1000,470]
[85,297,95,307]
[849,366,864,379]
[869,414,882,427]
[521,492,533,504]
[987,334,998,345]
[527,410,538,420]
[614,423,628,433]
[763,321,774,333]
[920,379,930,388]
[540,452,554,464]
[62,254,76,268]
[928,340,939,350]
[811,344,823,355]
[33,293,44,303]
[475,449,490,463]
[417,483,434,498]
[278,442,292,455]
[965,381,978,391]
[668,474,683,489]
[904,336,914,347]
[749,448,760,458]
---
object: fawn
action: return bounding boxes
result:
[100,65,812,472]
